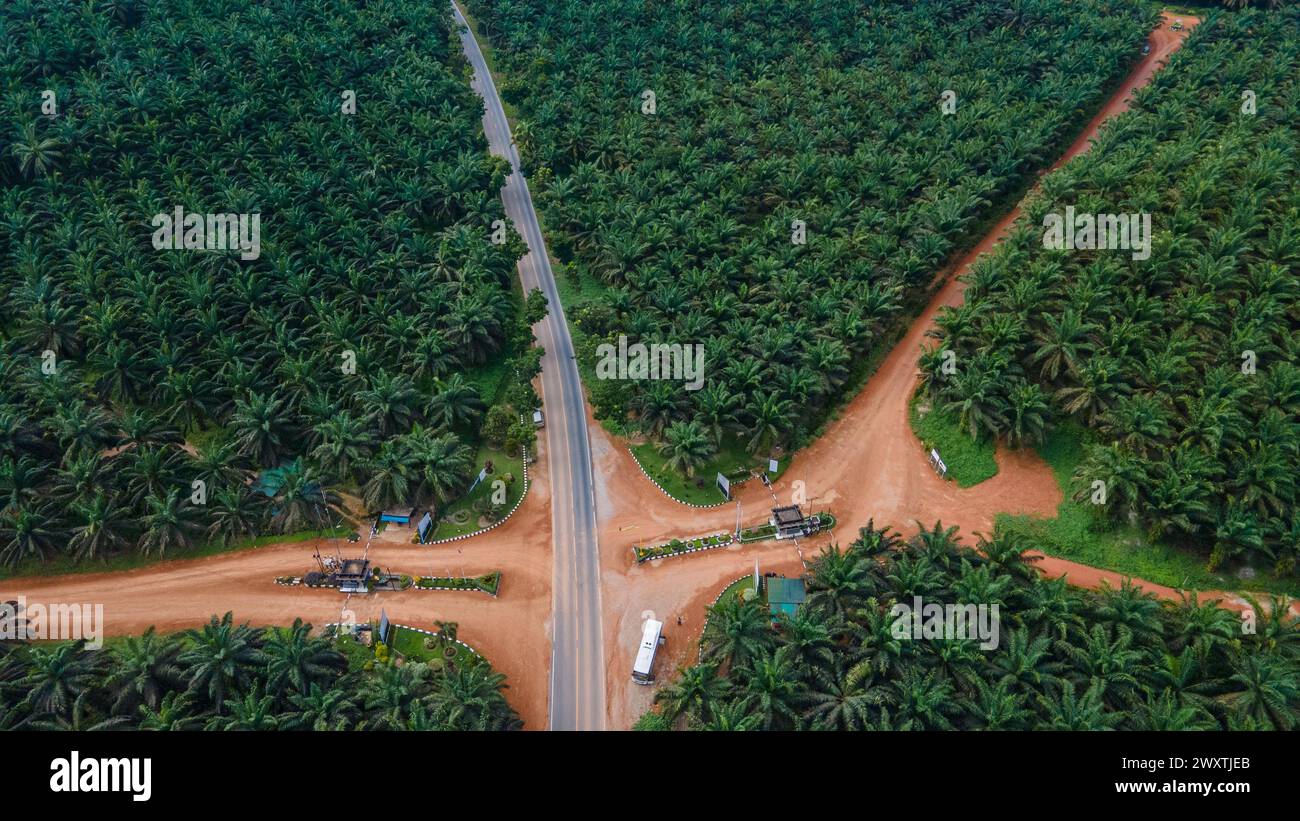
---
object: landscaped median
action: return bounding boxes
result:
[632,532,734,563]
[413,571,501,596]
[738,525,777,543]
[275,570,502,596]
[632,512,835,563]
[626,436,789,507]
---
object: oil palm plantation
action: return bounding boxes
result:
[641,520,1299,731]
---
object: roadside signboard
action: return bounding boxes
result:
[929,449,948,478]
[468,466,489,493]
[378,609,391,644]
[768,458,779,474]
[416,512,433,543]
[716,472,731,501]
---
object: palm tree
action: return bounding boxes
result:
[269,460,340,535]
[358,371,420,438]
[429,662,522,730]
[961,678,1033,730]
[180,612,268,714]
[634,381,682,439]
[743,394,793,454]
[13,640,99,720]
[0,504,56,568]
[1031,309,1095,382]
[701,596,774,673]
[653,661,730,725]
[138,490,203,556]
[1222,654,1299,731]
[1004,381,1051,448]
[427,373,485,431]
[806,543,875,621]
[941,366,1007,441]
[29,692,131,731]
[694,383,738,445]
[990,627,1065,696]
[206,486,266,546]
[740,651,802,730]
[802,663,894,730]
[1131,688,1217,731]
[360,440,417,511]
[190,439,249,494]
[359,662,430,730]
[51,401,115,461]
[311,411,374,482]
[229,392,293,468]
[263,619,346,697]
[12,122,63,178]
[285,682,359,731]
[1057,624,1144,708]
[205,686,280,730]
[889,666,958,730]
[657,420,715,478]
[105,627,186,715]
[68,494,132,561]
[1036,681,1122,730]
[1092,581,1165,645]
[693,696,761,731]
[407,428,471,506]
[137,691,202,731]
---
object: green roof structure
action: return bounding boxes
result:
[765,576,806,619]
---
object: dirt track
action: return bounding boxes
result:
[0,441,555,730]
[590,13,1247,729]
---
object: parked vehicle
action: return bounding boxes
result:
[631,619,663,684]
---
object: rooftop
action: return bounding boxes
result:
[766,576,806,618]
[337,559,370,579]
[772,505,805,525]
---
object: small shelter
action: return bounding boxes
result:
[379,508,416,526]
[335,558,372,593]
[765,576,806,619]
[770,505,812,539]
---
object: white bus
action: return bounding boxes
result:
[631,619,663,684]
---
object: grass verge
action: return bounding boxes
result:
[996,424,1300,599]
[629,434,785,506]
[430,444,526,540]
[387,624,479,668]
[908,398,998,488]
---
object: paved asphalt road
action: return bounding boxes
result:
[451,2,606,731]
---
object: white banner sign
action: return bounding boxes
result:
[716,472,731,500]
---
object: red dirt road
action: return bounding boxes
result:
[0,442,556,730]
[590,13,1254,729]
